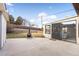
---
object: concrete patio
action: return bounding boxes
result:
[0,38,79,56]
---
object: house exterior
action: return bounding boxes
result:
[43,16,79,43]
[0,3,9,49]
[43,3,79,44]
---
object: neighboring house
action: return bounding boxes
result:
[14,25,42,30]
[0,3,9,49]
[7,23,42,33]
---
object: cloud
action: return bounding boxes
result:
[30,19,35,24]
[38,12,47,17]
[37,12,47,22]
[38,12,57,24]
[47,15,57,19]
[44,15,57,21]
[6,3,14,6]
[43,15,57,24]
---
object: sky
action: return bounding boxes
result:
[6,3,77,28]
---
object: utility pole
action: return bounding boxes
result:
[41,16,43,29]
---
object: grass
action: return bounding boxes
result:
[7,32,27,38]
[7,31,44,38]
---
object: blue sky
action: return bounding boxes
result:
[6,3,77,28]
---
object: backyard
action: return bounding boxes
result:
[7,30,44,38]
[1,38,79,56]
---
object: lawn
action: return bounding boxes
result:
[7,31,44,38]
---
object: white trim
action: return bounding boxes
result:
[76,17,79,44]
[0,12,6,49]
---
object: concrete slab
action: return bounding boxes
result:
[0,38,79,56]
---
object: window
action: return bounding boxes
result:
[45,25,51,34]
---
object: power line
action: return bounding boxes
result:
[52,9,75,15]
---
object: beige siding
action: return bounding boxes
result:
[0,3,9,21]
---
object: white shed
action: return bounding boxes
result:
[0,3,9,49]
